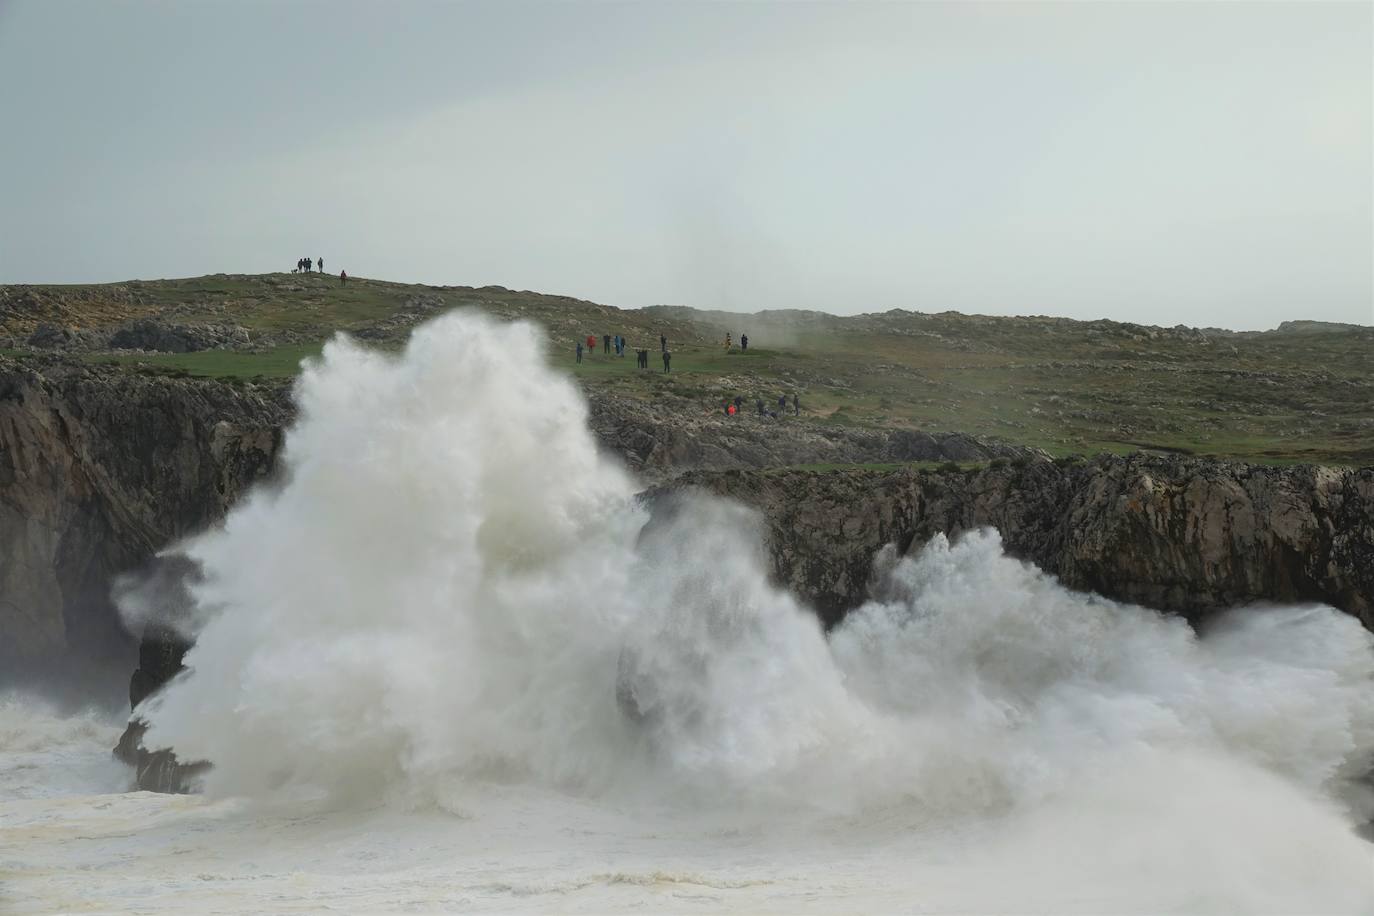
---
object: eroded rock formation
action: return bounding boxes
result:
[666,459,1374,629]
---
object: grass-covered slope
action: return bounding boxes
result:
[2,273,1369,464]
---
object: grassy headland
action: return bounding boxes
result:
[2,273,1369,464]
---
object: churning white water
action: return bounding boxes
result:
[4,311,1373,913]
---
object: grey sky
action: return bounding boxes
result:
[1,1,1369,330]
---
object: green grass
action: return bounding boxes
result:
[6,273,1372,466]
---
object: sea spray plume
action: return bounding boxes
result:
[618,494,879,806]
[141,313,646,799]
[112,555,205,641]
[829,530,1374,818]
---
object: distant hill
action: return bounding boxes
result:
[1270,319,1370,335]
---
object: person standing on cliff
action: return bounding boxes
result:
[741,333,748,351]
[317,257,324,273]
[576,339,583,364]
[778,394,787,415]
[793,393,800,416]
[662,350,671,373]
[660,334,667,352]
[586,333,597,355]
[603,334,611,356]
[339,269,347,286]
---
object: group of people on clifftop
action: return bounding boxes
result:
[576,330,672,372]
[291,256,347,285]
[574,328,799,417]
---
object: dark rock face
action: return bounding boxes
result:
[666,459,1374,629]
[0,357,288,669]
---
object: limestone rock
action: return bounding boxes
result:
[666,457,1374,629]
[0,356,288,669]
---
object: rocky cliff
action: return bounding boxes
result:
[0,357,288,678]
[665,458,1374,629]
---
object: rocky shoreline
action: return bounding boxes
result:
[1,355,1370,792]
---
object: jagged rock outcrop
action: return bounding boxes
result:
[112,620,203,793]
[25,323,110,351]
[588,394,1042,474]
[22,319,253,353]
[108,320,252,353]
[666,458,1374,629]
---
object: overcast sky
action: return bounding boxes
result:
[0,1,1369,329]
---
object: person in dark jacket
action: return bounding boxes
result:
[741,334,748,351]
[576,340,583,363]
[340,270,347,285]
[662,350,671,373]
[793,393,800,416]
[660,334,667,352]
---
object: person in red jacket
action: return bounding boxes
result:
[586,334,597,354]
